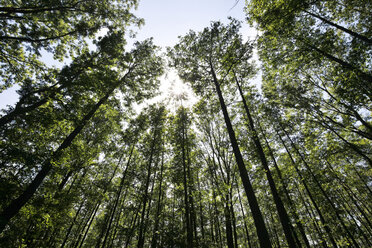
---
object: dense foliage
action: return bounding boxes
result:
[0,0,371,247]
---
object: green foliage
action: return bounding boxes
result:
[0,1,371,247]
[0,0,142,91]
[168,18,253,96]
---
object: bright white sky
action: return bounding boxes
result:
[0,0,257,111]
[133,0,254,47]
[131,0,257,111]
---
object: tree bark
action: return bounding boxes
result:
[303,10,372,44]
[234,73,297,248]
[282,126,360,247]
[259,125,310,248]
[224,193,235,248]
[0,84,116,233]
[236,179,252,248]
[151,142,165,248]
[60,199,85,248]
[276,130,338,248]
[137,117,161,248]
[101,145,135,248]
[210,63,272,248]
[0,98,48,127]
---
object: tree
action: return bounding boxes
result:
[169,19,272,247]
[0,0,142,91]
[0,35,164,233]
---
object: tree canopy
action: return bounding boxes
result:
[0,0,370,247]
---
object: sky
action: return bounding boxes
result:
[130,0,257,110]
[132,0,255,47]
[0,0,257,111]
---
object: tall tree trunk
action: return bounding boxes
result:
[180,110,193,248]
[185,129,198,246]
[76,203,100,248]
[259,124,310,248]
[224,193,235,248]
[297,183,328,248]
[348,160,372,196]
[267,204,281,248]
[196,173,206,242]
[236,179,252,248]
[151,142,165,248]
[60,199,85,248]
[137,143,156,248]
[303,40,372,88]
[141,161,158,248]
[212,188,223,248]
[325,160,372,232]
[76,159,121,248]
[230,191,239,248]
[234,73,297,248]
[71,202,97,248]
[124,201,142,248]
[210,63,272,248]
[276,130,338,248]
[282,126,360,247]
[0,84,117,233]
[101,145,135,248]
[335,188,371,246]
[303,10,372,44]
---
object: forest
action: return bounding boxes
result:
[0,0,371,247]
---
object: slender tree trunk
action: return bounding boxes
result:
[208,199,215,244]
[60,200,85,248]
[101,145,135,248]
[151,142,165,248]
[72,202,97,248]
[76,203,100,248]
[58,170,74,191]
[230,191,239,248]
[234,73,297,248]
[214,189,223,248]
[79,161,121,248]
[298,183,328,248]
[303,10,372,44]
[124,201,142,248]
[180,111,193,248]
[137,118,161,248]
[348,160,372,196]
[0,84,119,233]
[276,130,338,248]
[170,191,176,248]
[196,173,206,242]
[109,194,127,247]
[259,124,310,248]
[0,98,48,127]
[236,182,252,248]
[210,63,272,248]
[335,188,371,246]
[224,193,235,248]
[95,207,114,248]
[303,40,372,87]
[267,205,281,248]
[282,127,360,247]
[186,129,198,246]
[325,160,372,231]
[141,161,158,247]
